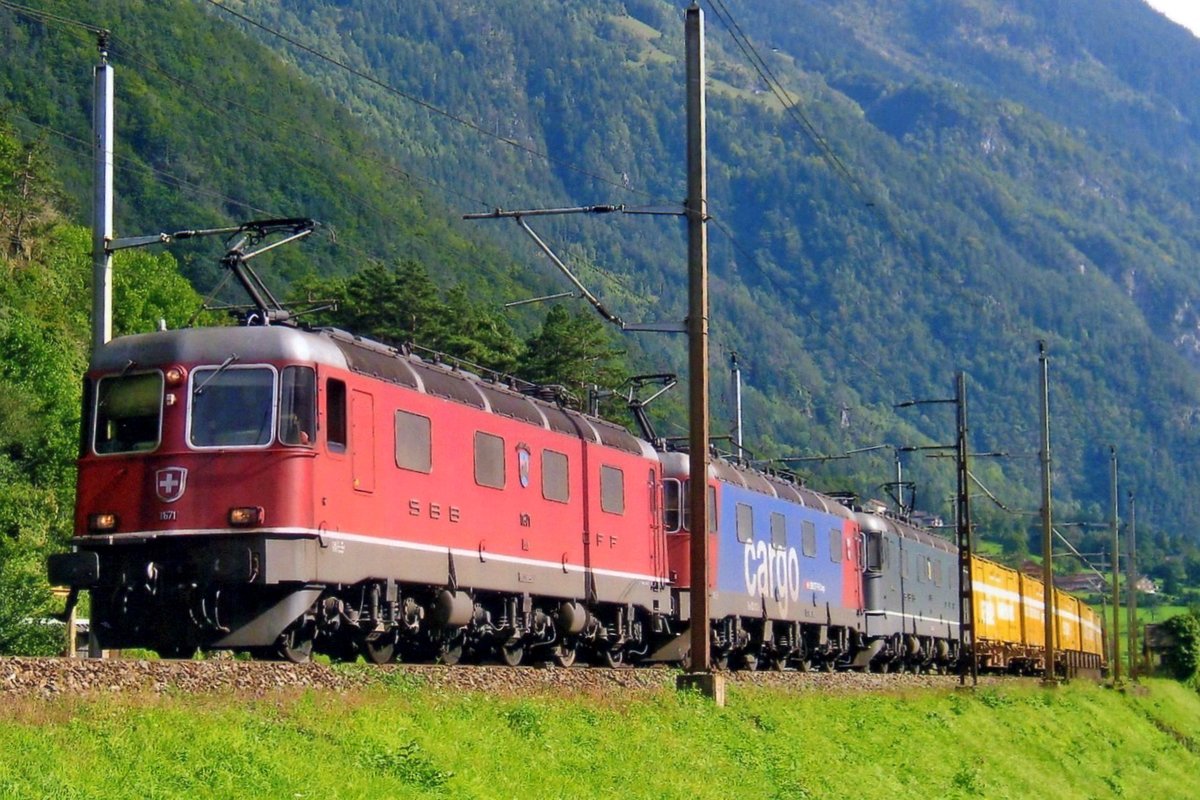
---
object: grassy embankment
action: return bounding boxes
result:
[0,674,1198,799]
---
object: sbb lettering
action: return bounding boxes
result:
[406,499,461,523]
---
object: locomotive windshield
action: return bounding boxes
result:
[94,372,164,454]
[190,365,276,448]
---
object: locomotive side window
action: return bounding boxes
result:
[735,502,753,544]
[600,465,624,514]
[542,449,569,503]
[278,366,316,447]
[770,512,787,550]
[190,366,275,448]
[829,528,843,563]
[474,432,505,488]
[801,520,817,557]
[326,379,347,451]
[394,410,432,473]
[662,479,682,532]
[95,372,163,454]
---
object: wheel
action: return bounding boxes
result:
[500,639,525,667]
[553,644,577,668]
[362,633,397,665]
[276,627,314,664]
[437,632,464,666]
[601,646,625,668]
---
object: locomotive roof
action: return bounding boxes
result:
[855,510,956,553]
[92,324,654,458]
[658,451,856,521]
[90,324,349,371]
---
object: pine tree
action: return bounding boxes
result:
[518,304,626,393]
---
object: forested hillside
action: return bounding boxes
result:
[0,119,207,651]
[207,0,1200,567]
[5,0,1200,584]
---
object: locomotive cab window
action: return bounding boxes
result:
[190,365,275,448]
[278,366,316,447]
[326,378,347,452]
[681,481,719,533]
[95,371,163,454]
[864,531,883,572]
[663,479,682,532]
[542,450,569,503]
[735,503,754,544]
[600,465,624,514]
[394,410,432,473]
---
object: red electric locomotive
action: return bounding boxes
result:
[52,323,672,663]
[50,220,673,663]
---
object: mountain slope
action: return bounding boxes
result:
[5,0,1200,567]
[207,0,1200,550]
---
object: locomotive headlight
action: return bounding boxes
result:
[88,512,118,532]
[164,366,187,387]
[228,506,265,527]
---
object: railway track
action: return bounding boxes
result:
[0,656,1003,698]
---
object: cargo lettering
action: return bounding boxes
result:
[743,541,801,613]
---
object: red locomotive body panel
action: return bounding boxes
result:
[75,362,318,540]
[841,518,863,611]
[305,363,667,602]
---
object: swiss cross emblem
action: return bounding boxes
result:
[155,467,188,503]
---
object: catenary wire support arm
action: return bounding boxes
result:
[503,292,575,308]
[512,216,625,327]
[464,206,626,327]
[464,205,687,333]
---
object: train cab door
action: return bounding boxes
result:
[351,389,375,493]
[863,530,884,620]
[648,468,667,586]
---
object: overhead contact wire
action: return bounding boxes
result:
[201,0,660,203]
[0,0,104,34]
[105,33,495,212]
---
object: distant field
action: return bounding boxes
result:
[0,674,1197,798]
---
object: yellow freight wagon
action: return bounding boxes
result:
[970,555,1023,670]
[969,554,1105,677]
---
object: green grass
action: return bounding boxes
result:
[0,678,1198,798]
